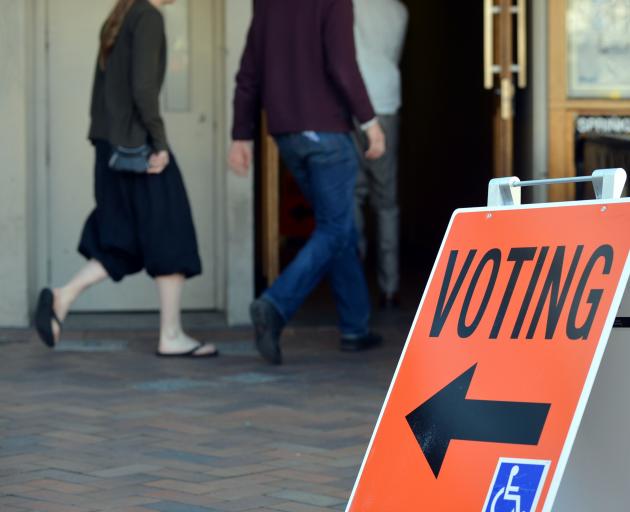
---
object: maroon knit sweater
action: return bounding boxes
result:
[232,0,375,140]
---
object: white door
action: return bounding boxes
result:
[46,0,223,311]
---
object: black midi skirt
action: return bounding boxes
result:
[78,140,202,282]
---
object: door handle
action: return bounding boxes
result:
[516,0,527,88]
[501,78,515,120]
[484,0,495,90]
[485,0,526,90]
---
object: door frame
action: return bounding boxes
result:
[260,114,280,285]
[33,0,229,313]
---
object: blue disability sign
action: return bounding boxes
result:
[483,458,550,512]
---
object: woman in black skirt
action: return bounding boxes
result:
[35,0,217,358]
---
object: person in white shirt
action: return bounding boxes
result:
[353,0,408,308]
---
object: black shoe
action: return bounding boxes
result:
[340,331,383,352]
[250,299,284,365]
[379,292,401,310]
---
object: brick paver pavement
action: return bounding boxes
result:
[0,314,411,512]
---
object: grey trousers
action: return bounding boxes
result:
[353,113,400,296]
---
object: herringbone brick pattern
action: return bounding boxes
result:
[0,319,408,511]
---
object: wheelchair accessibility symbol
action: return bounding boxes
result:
[483,459,551,512]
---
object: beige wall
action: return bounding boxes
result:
[225,0,254,325]
[0,0,32,327]
[529,0,549,203]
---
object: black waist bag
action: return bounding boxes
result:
[108,145,151,173]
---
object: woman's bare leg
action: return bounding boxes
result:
[156,274,216,355]
[52,259,109,340]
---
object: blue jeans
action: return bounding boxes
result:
[263,132,371,337]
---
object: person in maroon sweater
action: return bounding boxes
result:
[229,0,386,365]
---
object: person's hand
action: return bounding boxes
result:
[148,150,170,174]
[365,122,386,160]
[229,140,253,177]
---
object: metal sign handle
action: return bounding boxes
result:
[488,168,627,207]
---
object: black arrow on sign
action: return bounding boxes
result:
[406,364,551,478]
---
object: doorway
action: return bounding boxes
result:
[256,0,535,321]
[43,0,224,311]
[397,0,494,276]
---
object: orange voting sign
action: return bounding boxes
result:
[348,200,630,512]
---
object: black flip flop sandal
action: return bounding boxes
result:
[156,343,219,359]
[34,288,62,348]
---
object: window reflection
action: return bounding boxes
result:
[567,0,630,98]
